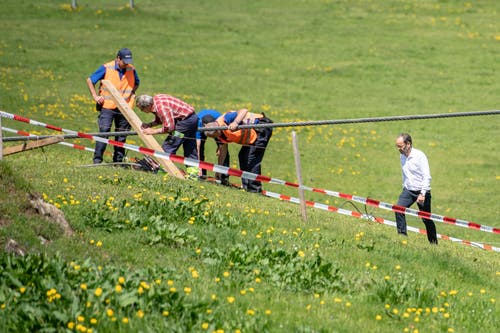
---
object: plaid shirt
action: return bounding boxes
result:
[152,94,195,132]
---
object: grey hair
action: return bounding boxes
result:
[136,95,154,109]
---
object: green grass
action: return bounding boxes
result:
[1,0,499,332]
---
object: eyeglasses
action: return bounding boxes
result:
[395,143,407,149]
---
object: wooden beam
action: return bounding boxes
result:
[0,116,3,160]
[101,80,184,179]
[3,136,64,156]
[292,131,307,222]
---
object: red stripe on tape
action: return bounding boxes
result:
[199,161,214,172]
[13,115,30,123]
[227,168,243,177]
[46,125,62,131]
[78,132,93,140]
[366,198,380,206]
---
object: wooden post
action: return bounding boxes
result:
[3,136,64,156]
[292,131,307,221]
[0,116,3,160]
[101,80,185,179]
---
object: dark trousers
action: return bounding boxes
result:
[239,126,273,193]
[395,189,438,244]
[162,113,198,160]
[93,108,131,163]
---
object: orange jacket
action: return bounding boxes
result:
[216,114,260,145]
[99,60,136,109]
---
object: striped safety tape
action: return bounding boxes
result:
[2,110,497,235]
[262,190,500,253]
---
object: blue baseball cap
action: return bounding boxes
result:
[117,48,133,64]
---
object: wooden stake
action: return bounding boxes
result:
[0,116,3,160]
[101,80,184,179]
[3,136,63,156]
[292,131,307,221]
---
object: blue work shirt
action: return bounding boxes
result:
[222,111,261,125]
[196,109,221,139]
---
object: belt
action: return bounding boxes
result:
[177,112,195,121]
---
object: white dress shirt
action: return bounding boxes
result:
[400,147,431,195]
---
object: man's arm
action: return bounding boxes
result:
[86,77,104,106]
[132,70,140,94]
[215,143,228,180]
[197,139,203,159]
[87,65,107,105]
[228,108,248,131]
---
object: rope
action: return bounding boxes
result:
[197,110,500,131]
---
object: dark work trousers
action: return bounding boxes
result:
[395,189,438,244]
[238,127,273,193]
[93,108,131,164]
[199,137,230,182]
[162,113,199,160]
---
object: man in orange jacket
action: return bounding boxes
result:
[86,48,140,164]
[204,109,273,193]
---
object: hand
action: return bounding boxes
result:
[94,95,104,104]
[417,194,425,204]
[142,127,156,135]
[228,121,238,131]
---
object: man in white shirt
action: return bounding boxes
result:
[395,133,438,244]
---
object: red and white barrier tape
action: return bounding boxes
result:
[262,190,500,253]
[1,111,497,235]
[2,127,95,153]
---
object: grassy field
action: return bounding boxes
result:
[1,0,499,332]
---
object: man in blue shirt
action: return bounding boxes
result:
[196,109,230,184]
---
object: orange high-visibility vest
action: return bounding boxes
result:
[99,60,136,109]
[215,113,262,145]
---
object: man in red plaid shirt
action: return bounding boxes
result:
[136,94,198,161]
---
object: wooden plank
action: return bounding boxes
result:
[0,116,3,160]
[3,136,63,156]
[101,80,184,179]
[292,131,307,222]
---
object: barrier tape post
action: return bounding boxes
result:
[292,131,307,222]
[0,116,3,160]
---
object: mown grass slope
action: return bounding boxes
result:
[0,1,498,332]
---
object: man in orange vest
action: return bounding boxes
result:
[203,109,273,193]
[86,48,140,164]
